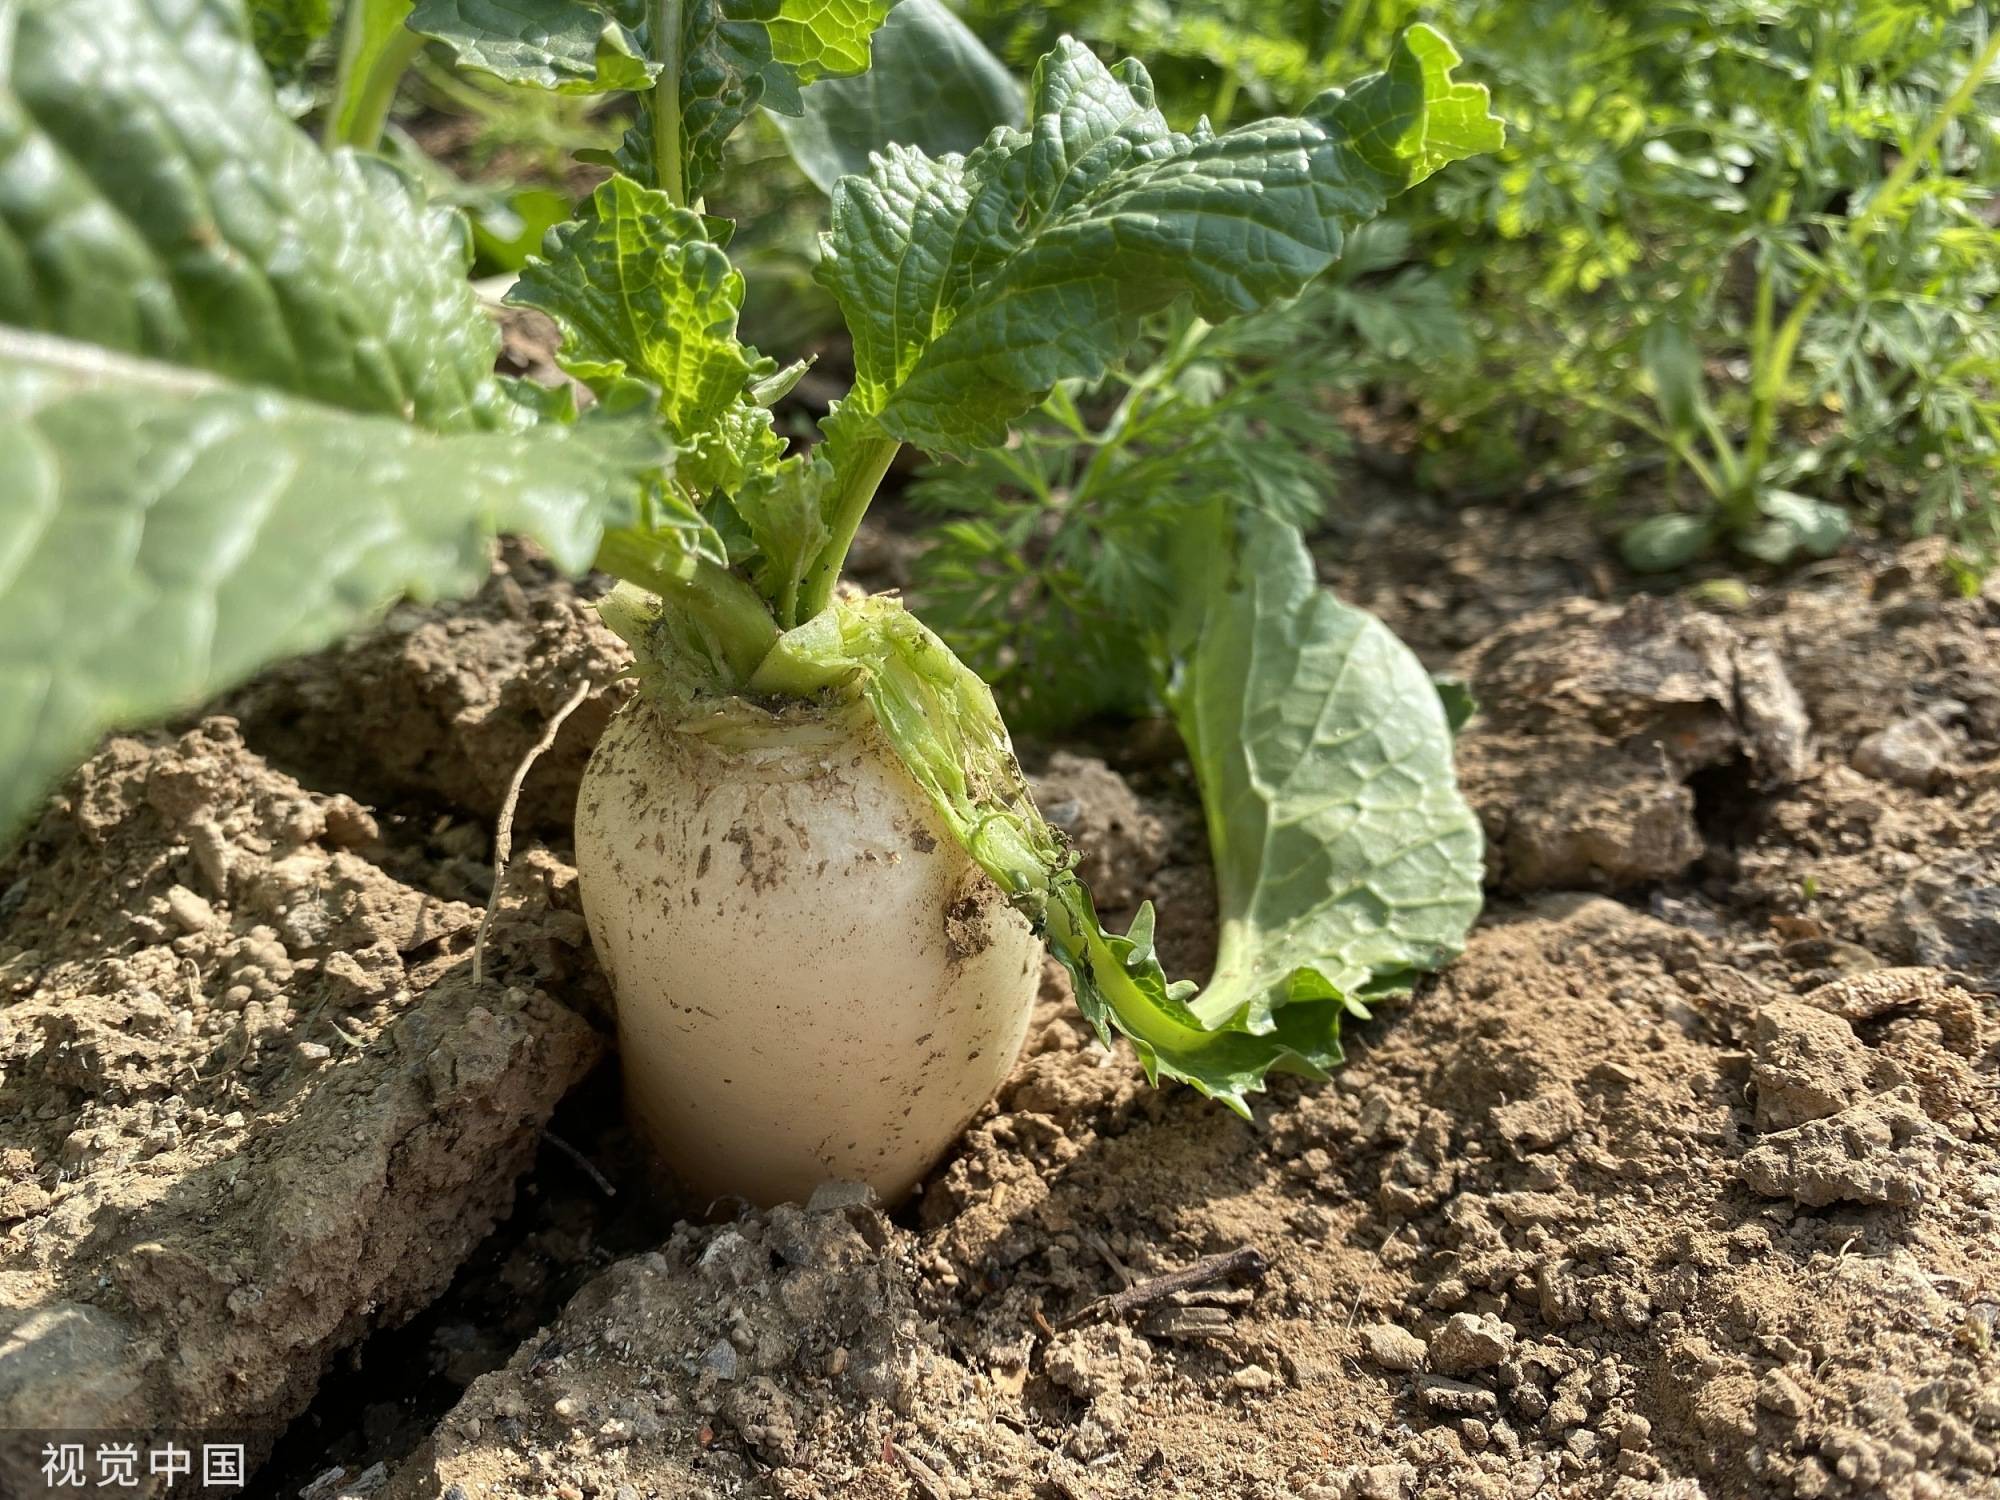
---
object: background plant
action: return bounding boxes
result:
[947,0,2000,570]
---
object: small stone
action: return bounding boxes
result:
[698,1228,766,1288]
[1459,1418,1490,1450]
[1428,1312,1514,1375]
[1419,1375,1498,1418]
[1490,1092,1583,1153]
[702,1339,740,1380]
[805,1180,875,1213]
[1851,715,1955,790]
[1618,1413,1653,1451]
[552,1395,580,1420]
[1361,1464,1417,1500]
[323,795,381,848]
[165,884,215,934]
[1359,1323,1428,1373]
[1757,1368,1808,1418]
[1232,1364,1279,1394]
[297,1041,331,1062]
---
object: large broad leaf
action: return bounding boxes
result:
[815,24,1503,459]
[1165,510,1485,1036]
[0,0,667,838]
[745,510,1484,1116]
[772,0,1023,194]
[408,0,658,92]
[0,0,503,431]
[0,336,664,838]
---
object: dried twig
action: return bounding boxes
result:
[1057,1246,1268,1331]
[1081,1229,1135,1288]
[541,1128,617,1197]
[473,678,591,985]
[889,1441,952,1500]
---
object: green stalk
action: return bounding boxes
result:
[795,432,902,622]
[1074,318,1211,500]
[1742,24,2000,514]
[1330,0,1374,56]
[327,0,423,150]
[595,533,779,684]
[651,0,687,208]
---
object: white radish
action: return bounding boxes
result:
[575,697,1041,1207]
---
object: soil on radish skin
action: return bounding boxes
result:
[3,521,1998,1500]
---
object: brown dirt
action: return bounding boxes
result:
[0,719,601,1494]
[3,518,1997,1500]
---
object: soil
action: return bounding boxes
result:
[3,511,1997,1500]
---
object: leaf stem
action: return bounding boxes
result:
[796,431,901,620]
[651,0,687,207]
[1075,318,1211,500]
[327,0,423,150]
[594,533,779,684]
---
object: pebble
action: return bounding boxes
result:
[1851,714,1954,790]
[1232,1364,1280,1394]
[165,885,215,934]
[702,1339,740,1380]
[1428,1312,1514,1374]
[1359,1323,1428,1372]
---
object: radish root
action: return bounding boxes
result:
[474,677,592,986]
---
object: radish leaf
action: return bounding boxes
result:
[0,0,504,430]
[815,24,1502,460]
[408,0,658,93]
[1164,510,1484,1035]
[512,175,784,496]
[672,0,895,199]
[0,337,664,837]
[773,0,1023,194]
[0,0,666,837]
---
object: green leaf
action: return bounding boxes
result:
[250,0,336,84]
[0,333,664,839]
[1642,320,1705,438]
[748,510,1482,1117]
[511,175,774,480]
[1164,511,1484,1048]
[1319,22,1506,188]
[408,0,658,92]
[816,24,1502,458]
[1433,676,1478,735]
[739,454,834,627]
[677,0,894,199]
[469,188,576,273]
[772,0,1023,194]
[1622,513,1715,572]
[1738,490,1852,565]
[0,0,503,431]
